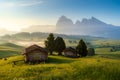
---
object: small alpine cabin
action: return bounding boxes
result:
[22,44,48,63]
[63,47,78,58]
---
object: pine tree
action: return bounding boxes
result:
[76,39,87,57]
[45,33,55,55]
[54,37,66,55]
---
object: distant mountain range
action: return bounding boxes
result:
[0,16,120,39]
[55,16,120,39]
[21,16,120,39]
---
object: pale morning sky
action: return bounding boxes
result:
[0,0,120,31]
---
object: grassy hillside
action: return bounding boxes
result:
[0,53,120,80]
[0,41,120,80]
[0,43,24,58]
[95,48,120,59]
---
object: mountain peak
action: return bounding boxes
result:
[82,18,88,21]
[90,16,101,22]
[91,16,97,20]
[75,20,81,25]
[90,16,106,25]
[60,15,67,19]
[56,15,73,27]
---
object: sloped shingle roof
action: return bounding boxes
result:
[23,44,48,55]
[63,47,76,53]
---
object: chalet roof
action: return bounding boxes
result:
[23,44,48,55]
[63,47,76,53]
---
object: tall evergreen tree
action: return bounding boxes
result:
[76,39,87,57]
[45,33,55,55]
[54,37,66,55]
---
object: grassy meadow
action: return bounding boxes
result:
[0,40,120,80]
[0,55,120,80]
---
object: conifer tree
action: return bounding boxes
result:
[54,37,66,55]
[76,39,87,57]
[45,33,55,55]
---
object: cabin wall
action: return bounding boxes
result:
[26,50,48,62]
[64,51,77,57]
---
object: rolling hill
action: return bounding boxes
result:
[0,43,24,58]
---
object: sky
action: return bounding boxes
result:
[0,0,120,31]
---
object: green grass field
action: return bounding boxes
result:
[0,55,120,80]
[0,42,120,80]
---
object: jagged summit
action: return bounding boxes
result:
[59,15,67,21]
[81,18,88,24]
[55,15,120,39]
[90,16,106,25]
[57,16,103,25]
[21,15,120,39]
[75,20,81,25]
[91,16,97,20]
[60,15,67,18]
[56,15,73,27]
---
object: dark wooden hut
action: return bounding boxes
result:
[63,47,78,58]
[22,44,48,63]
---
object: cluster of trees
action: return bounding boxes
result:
[45,33,90,57]
[45,33,66,55]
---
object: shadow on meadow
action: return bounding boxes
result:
[3,55,77,66]
[47,56,76,64]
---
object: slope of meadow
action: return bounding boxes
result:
[0,41,120,80]
[0,54,120,80]
[0,43,24,58]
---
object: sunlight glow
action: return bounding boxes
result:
[0,16,55,32]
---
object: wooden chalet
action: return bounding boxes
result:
[22,44,48,63]
[63,47,78,58]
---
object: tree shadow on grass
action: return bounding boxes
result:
[47,56,76,64]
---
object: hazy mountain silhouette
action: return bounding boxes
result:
[18,15,120,39]
[55,16,120,39]
[56,16,74,28]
